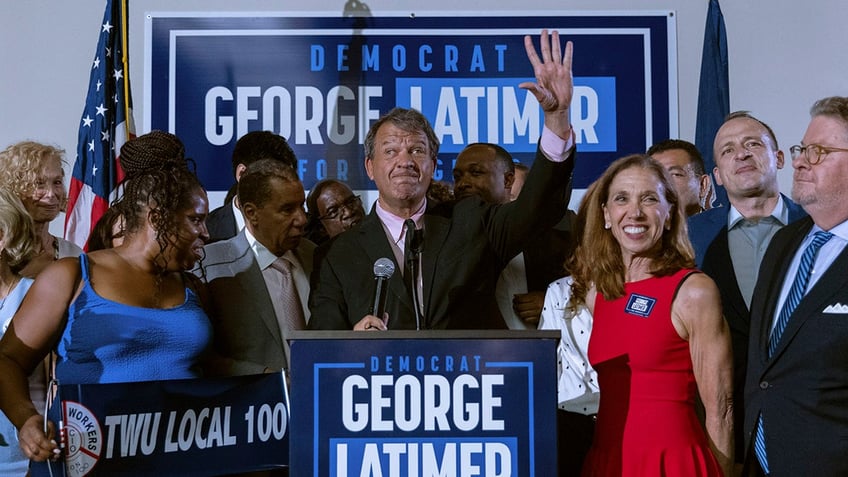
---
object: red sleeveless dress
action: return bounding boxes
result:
[581,269,723,476]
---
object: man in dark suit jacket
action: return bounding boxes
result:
[687,111,806,470]
[309,31,575,331]
[199,160,314,375]
[452,142,575,328]
[205,130,298,243]
[744,96,848,476]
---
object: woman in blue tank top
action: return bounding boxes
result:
[0,141,212,464]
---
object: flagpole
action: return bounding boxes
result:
[120,0,132,141]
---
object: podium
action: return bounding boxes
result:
[289,330,559,477]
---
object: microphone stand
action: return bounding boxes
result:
[406,227,425,330]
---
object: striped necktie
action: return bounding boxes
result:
[754,230,833,474]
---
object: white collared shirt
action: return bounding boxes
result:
[244,228,311,325]
[770,218,848,336]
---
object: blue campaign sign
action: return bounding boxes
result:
[146,13,675,191]
[31,373,289,477]
[289,331,559,477]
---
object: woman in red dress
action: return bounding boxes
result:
[570,154,733,476]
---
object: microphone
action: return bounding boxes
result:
[371,257,395,318]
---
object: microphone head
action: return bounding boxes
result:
[373,257,396,279]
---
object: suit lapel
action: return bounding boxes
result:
[768,232,848,363]
[229,234,285,348]
[756,219,811,361]
[421,213,450,325]
[356,213,415,314]
[705,225,749,321]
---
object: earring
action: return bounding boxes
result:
[604,223,611,230]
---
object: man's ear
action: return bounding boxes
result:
[234,163,248,182]
[698,174,713,207]
[775,149,785,170]
[241,201,257,225]
[712,166,724,187]
[364,157,375,181]
[504,171,515,192]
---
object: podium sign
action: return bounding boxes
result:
[32,373,289,477]
[290,330,559,477]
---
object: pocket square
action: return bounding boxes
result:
[823,303,848,314]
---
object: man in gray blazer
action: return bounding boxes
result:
[198,159,314,375]
[744,96,848,476]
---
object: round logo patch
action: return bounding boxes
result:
[63,401,103,476]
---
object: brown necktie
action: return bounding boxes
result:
[270,257,306,331]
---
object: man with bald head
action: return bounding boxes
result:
[688,111,806,471]
[309,30,577,331]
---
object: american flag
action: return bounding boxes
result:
[64,0,135,249]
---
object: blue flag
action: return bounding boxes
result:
[695,0,729,207]
[64,0,135,249]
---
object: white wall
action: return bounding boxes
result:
[2,1,846,237]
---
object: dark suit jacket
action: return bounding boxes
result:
[206,202,239,244]
[687,195,806,461]
[523,210,577,292]
[744,216,848,476]
[308,146,574,330]
[198,231,315,375]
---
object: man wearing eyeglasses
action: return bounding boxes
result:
[305,179,365,245]
[687,111,807,473]
[742,96,848,476]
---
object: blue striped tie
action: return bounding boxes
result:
[754,230,833,474]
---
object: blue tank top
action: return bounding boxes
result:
[56,254,212,384]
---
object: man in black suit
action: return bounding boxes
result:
[309,30,575,331]
[687,112,806,470]
[205,131,298,243]
[744,96,848,476]
[452,142,575,329]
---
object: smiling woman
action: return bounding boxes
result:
[0,140,214,464]
[568,154,734,477]
[0,142,84,278]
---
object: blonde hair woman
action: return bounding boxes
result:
[0,141,83,277]
[0,187,39,474]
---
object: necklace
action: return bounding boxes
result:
[0,276,21,312]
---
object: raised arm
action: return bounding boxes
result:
[520,29,574,140]
[0,258,80,461]
[672,272,734,476]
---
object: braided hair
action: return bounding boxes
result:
[112,132,204,274]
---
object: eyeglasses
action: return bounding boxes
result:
[789,144,848,166]
[319,195,362,221]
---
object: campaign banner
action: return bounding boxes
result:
[289,331,559,477]
[31,373,289,477]
[145,12,676,191]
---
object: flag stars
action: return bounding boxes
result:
[96,80,102,92]
[102,21,113,34]
[92,164,98,177]
[93,57,100,69]
[82,115,93,127]
[88,140,95,152]
[106,47,112,58]
[95,103,108,117]
[101,130,110,142]
[113,68,122,81]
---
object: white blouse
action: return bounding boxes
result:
[538,276,600,415]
